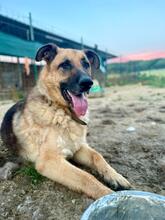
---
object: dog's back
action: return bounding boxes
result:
[0,100,25,152]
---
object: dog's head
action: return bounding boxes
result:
[36,43,100,117]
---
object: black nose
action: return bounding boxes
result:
[79,76,93,91]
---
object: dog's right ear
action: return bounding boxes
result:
[35,43,58,63]
[84,50,100,71]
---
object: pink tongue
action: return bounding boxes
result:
[68,92,88,117]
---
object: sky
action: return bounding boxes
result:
[0,0,165,56]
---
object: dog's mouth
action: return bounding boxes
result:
[62,90,88,117]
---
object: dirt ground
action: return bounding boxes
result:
[0,85,165,220]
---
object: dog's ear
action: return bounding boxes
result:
[84,50,100,70]
[35,43,58,63]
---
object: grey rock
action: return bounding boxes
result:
[0,162,19,180]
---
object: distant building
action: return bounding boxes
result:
[0,14,116,98]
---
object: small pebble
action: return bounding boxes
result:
[126,126,136,132]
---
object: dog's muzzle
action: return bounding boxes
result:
[61,72,93,118]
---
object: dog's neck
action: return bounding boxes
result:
[36,82,88,126]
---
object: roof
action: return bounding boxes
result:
[0,32,42,59]
[0,14,116,60]
[108,51,165,64]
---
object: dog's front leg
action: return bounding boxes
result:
[73,145,131,190]
[35,149,112,199]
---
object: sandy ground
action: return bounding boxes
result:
[0,85,165,219]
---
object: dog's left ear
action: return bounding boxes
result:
[84,50,100,70]
[35,43,58,63]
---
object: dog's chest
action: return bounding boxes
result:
[36,109,87,158]
[53,121,87,158]
[15,101,88,160]
[44,106,88,158]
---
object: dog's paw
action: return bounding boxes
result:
[104,170,132,191]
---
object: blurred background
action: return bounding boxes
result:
[0,0,164,98]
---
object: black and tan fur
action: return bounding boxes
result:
[1,44,131,199]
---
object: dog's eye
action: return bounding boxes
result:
[81,59,90,69]
[59,61,72,71]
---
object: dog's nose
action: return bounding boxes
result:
[79,76,93,91]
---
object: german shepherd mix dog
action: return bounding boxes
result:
[1,44,131,199]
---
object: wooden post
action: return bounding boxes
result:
[29,12,34,41]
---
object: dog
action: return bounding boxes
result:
[1,44,131,199]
